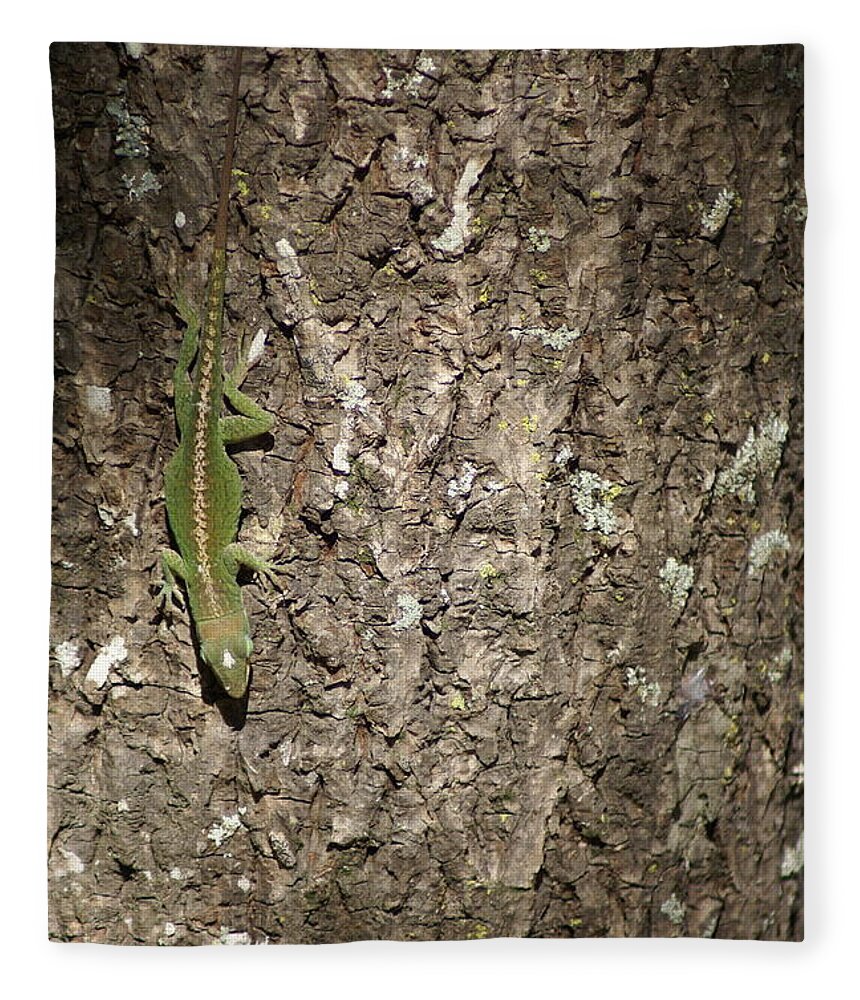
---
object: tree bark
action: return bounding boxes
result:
[49,43,804,943]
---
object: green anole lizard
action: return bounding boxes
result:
[159,48,278,699]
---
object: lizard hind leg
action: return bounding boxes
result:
[222,543,284,591]
[221,329,274,444]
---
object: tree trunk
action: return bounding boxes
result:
[49,43,804,943]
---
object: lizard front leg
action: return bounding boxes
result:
[158,549,189,609]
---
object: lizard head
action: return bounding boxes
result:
[197,612,253,699]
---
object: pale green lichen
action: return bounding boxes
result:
[625,665,662,707]
[231,168,250,198]
[106,95,150,158]
[748,529,791,576]
[569,470,619,533]
[526,226,551,253]
[269,831,297,869]
[701,188,738,235]
[511,324,582,351]
[478,562,500,581]
[658,557,694,611]
[121,169,161,200]
[715,414,789,504]
[660,893,686,925]
[392,593,422,631]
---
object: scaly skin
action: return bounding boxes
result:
[159,49,277,699]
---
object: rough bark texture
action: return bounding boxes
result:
[49,43,804,944]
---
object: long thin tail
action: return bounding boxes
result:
[213,48,243,256]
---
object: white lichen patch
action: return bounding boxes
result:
[274,237,302,278]
[678,667,712,715]
[246,328,268,369]
[207,808,247,849]
[332,440,351,475]
[53,640,81,678]
[780,838,804,879]
[432,157,484,255]
[625,665,662,707]
[169,868,185,881]
[526,226,551,253]
[124,43,144,59]
[237,876,252,893]
[660,893,686,925]
[512,324,582,351]
[763,646,792,684]
[174,210,186,229]
[748,529,791,576]
[554,444,574,466]
[337,377,370,413]
[658,557,694,611]
[569,470,620,533]
[85,635,128,688]
[716,414,789,504]
[392,593,422,631]
[57,847,85,876]
[381,56,437,99]
[700,187,738,235]
[163,921,176,938]
[219,927,252,946]
[391,145,435,203]
[116,799,130,813]
[83,385,112,417]
[447,461,478,498]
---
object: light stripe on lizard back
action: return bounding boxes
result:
[190,286,221,608]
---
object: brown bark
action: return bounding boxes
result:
[49,43,803,943]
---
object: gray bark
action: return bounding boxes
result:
[49,43,804,943]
